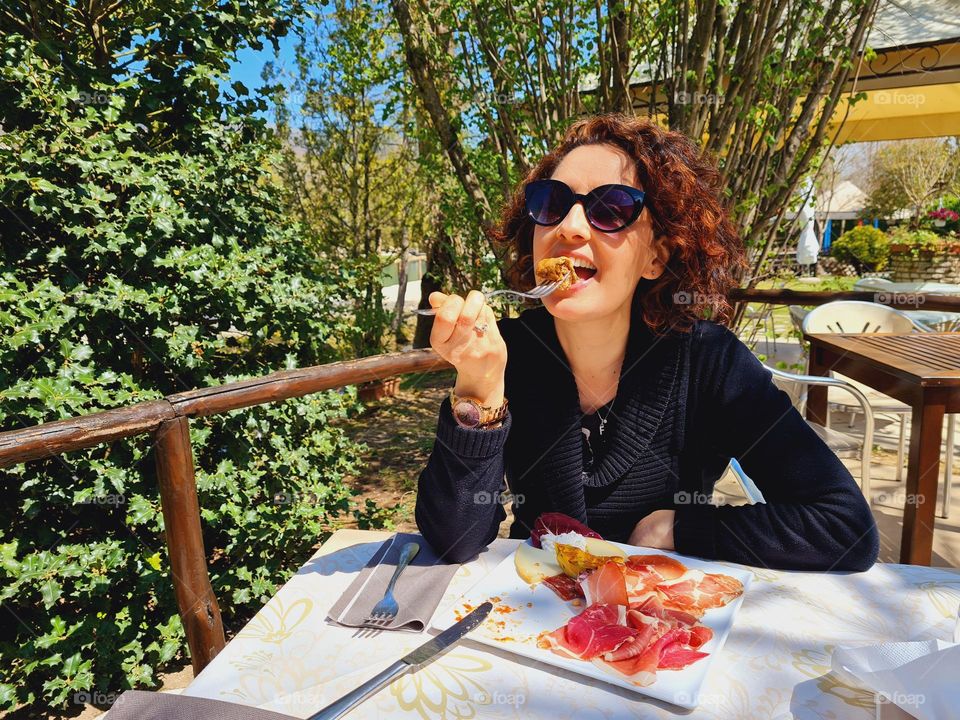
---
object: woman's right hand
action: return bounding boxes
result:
[428,290,507,407]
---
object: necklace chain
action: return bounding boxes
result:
[595,400,615,437]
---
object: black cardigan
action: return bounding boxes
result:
[415,303,879,571]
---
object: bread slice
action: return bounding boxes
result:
[535,256,575,290]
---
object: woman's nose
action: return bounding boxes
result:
[556,199,591,241]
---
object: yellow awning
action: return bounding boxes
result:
[827,83,960,142]
[825,35,960,143]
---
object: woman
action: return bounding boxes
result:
[415,114,878,571]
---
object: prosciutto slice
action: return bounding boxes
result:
[631,594,702,628]
[539,603,636,660]
[580,560,629,607]
[542,573,585,601]
[626,554,687,581]
[539,599,715,683]
[657,572,744,616]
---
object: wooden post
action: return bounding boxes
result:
[154,416,226,672]
[900,394,945,565]
[805,343,831,427]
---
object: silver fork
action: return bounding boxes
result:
[414,271,572,315]
[359,541,420,633]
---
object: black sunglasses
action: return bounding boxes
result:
[525,178,648,233]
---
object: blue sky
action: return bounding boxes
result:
[225,33,298,110]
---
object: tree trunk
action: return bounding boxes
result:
[414,220,466,349]
[390,0,493,234]
[393,236,410,346]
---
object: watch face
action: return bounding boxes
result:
[453,400,481,427]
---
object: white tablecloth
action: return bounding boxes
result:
[184,530,960,719]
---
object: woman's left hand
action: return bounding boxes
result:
[628,509,676,550]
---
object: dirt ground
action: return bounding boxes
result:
[333,368,458,534]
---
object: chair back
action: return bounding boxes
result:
[802,300,919,335]
[853,277,895,291]
[788,305,810,335]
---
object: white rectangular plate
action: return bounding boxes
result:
[432,541,752,710]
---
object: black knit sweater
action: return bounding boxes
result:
[415,302,879,572]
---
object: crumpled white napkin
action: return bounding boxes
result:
[830,605,960,720]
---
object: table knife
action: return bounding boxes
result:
[307,601,493,720]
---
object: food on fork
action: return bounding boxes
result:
[521,512,744,686]
[535,256,576,290]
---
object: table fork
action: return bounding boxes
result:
[414,271,572,315]
[360,541,420,630]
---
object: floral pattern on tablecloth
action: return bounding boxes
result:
[184,531,960,719]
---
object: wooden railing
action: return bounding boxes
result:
[1,288,958,673]
[730,288,960,311]
[0,349,452,672]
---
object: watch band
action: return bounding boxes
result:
[450,389,509,429]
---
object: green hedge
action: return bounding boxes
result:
[829,226,890,272]
[0,20,370,712]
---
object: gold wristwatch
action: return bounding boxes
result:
[450,389,508,429]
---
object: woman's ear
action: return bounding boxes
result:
[643,235,672,280]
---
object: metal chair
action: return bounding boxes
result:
[725,366,876,502]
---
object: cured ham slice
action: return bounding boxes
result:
[597,626,706,680]
[657,572,744,615]
[655,628,709,670]
[538,603,636,660]
[631,595,701,628]
[542,573,585,601]
[626,554,687,581]
[580,561,629,607]
[623,565,661,604]
[540,600,713,682]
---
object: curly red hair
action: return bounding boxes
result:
[488,113,746,334]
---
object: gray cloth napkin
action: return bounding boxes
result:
[104,690,293,720]
[326,532,459,632]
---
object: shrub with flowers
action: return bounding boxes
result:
[921,196,960,236]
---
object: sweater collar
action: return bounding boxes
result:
[518,293,688,524]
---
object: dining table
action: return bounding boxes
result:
[804,332,960,566]
[181,528,960,719]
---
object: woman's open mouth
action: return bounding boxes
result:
[571,257,598,284]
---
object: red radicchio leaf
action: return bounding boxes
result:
[531,512,603,548]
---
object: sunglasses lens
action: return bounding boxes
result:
[526,180,570,225]
[588,186,639,231]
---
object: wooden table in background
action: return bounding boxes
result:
[805,333,960,566]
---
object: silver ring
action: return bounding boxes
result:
[473,322,489,337]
